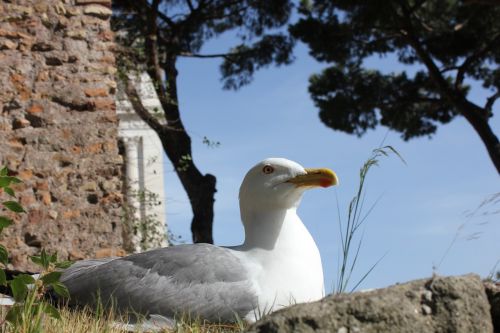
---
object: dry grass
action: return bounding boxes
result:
[0,303,246,333]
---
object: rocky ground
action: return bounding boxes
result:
[248,274,499,333]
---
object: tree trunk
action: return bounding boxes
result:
[158,127,216,244]
[124,76,217,244]
[123,0,218,244]
[455,99,500,174]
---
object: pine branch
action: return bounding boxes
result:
[455,34,500,89]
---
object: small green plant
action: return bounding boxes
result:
[335,146,404,293]
[0,165,24,281]
[121,184,172,252]
[177,154,192,172]
[0,166,71,331]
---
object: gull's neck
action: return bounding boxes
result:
[240,206,308,251]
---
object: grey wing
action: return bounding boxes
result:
[60,244,257,322]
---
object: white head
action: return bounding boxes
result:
[239,158,338,212]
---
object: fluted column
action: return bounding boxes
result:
[124,136,142,253]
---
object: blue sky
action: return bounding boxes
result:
[161,39,499,293]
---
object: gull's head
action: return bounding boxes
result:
[239,158,338,211]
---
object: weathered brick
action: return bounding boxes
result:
[7,138,25,149]
[80,181,97,191]
[38,191,51,205]
[0,29,20,39]
[85,142,103,154]
[10,74,31,100]
[20,193,36,206]
[65,29,87,40]
[69,249,85,260]
[76,0,111,5]
[34,180,49,191]
[27,104,43,113]
[93,98,115,110]
[28,210,45,224]
[0,0,125,271]
[83,5,112,19]
[13,118,30,128]
[84,87,108,97]
[95,248,126,258]
[62,210,81,219]
[18,169,33,180]
[103,140,117,152]
[71,146,82,154]
[99,30,114,42]
[0,39,17,50]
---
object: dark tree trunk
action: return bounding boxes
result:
[455,100,500,174]
[158,128,216,244]
[122,0,217,243]
[399,2,500,174]
[124,78,217,244]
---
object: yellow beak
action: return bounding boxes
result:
[287,168,339,188]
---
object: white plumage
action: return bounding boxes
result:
[60,158,338,323]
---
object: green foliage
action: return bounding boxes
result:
[291,1,499,141]
[177,154,193,172]
[335,146,404,293]
[112,0,295,90]
[122,184,173,250]
[0,166,72,330]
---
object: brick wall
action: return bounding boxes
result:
[0,0,125,270]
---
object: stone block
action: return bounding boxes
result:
[32,42,54,52]
[76,0,111,5]
[28,210,45,224]
[248,275,494,333]
[95,248,126,258]
[83,5,112,19]
[18,169,33,180]
[93,98,115,110]
[0,0,124,272]
[0,39,17,50]
[84,87,109,97]
[34,180,49,191]
[80,181,97,191]
[65,29,87,40]
[27,104,44,114]
[62,210,81,219]
[85,143,103,154]
[13,118,30,129]
[38,191,52,205]
[19,193,36,207]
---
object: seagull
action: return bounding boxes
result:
[59,158,338,323]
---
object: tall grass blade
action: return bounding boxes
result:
[335,146,403,294]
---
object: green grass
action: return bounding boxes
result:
[0,304,246,333]
[335,146,404,293]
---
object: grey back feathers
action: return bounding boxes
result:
[60,244,257,322]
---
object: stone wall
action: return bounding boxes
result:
[0,0,125,270]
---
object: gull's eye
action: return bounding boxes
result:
[262,165,274,174]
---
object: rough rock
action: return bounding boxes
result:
[83,5,112,19]
[0,0,124,271]
[248,274,494,333]
[484,281,500,333]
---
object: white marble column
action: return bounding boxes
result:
[124,136,143,253]
[117,72,168,251]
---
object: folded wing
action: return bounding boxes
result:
[60,243,257,322]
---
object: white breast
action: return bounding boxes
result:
[234,210,324,321]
